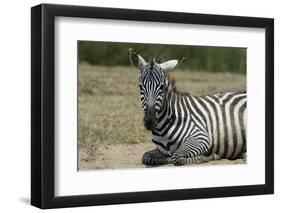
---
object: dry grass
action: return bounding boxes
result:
[78,64,246,170]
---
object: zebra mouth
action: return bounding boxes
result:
[143,114,158,131]
[144,118,157,131]
[143,106,157,131]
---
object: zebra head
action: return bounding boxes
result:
[128,48,179,131]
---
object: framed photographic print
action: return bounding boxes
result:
[31,3,274,209]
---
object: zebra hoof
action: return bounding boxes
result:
[142,149,171,166]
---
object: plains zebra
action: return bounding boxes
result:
[128,48,247,166]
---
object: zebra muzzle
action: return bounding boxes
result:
[144,107,157,131]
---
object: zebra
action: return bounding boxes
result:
[128,48,247,166]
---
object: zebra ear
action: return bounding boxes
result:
[128,48,147,70]
[159,60,179,72]
[160,57,186,72]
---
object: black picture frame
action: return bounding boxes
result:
[31,3,274,209]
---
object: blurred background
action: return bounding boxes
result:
[78,41,246,73]
[78,41,246,170]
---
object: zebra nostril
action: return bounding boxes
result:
[143,110,157,131]
[144,118,157,131]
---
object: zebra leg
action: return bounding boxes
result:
[183,154,221,165]
[171,137,214,166]
[142,148,170,166]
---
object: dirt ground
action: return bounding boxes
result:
[79,142,246,170]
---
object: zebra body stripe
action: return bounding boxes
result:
[151,91,247,159]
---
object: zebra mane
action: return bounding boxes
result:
[148,57,163,65]
[166,74,190,96]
